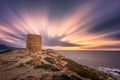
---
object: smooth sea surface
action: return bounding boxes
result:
[57,50,120,69]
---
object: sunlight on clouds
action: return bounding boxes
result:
[0,1,120,50]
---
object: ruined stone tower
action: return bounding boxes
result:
[26,34,42,52]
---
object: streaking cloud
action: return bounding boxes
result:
[0,0,120,50]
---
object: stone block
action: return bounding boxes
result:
[26,34,42,52]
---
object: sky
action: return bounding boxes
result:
[0,0,120,50]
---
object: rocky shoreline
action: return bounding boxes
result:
[0,49,117,80]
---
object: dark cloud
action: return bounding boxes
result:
[0,0,120,49]
[92,45,120,49]
[103,45,120,48]
[0,0,84,21]
[87,0,120,34]
[89,14,120,33]
[48,0,85,20]
[42,34,80,47]
[45,40,80,47]
[107,32,120,40]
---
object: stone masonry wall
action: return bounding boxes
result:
[26,34,42,52]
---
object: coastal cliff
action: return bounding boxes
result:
[0,49,117,80]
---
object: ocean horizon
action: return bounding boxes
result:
[57,50,120,68]
[57,50,120,78]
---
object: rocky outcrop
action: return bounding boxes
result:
[0,50,117,80]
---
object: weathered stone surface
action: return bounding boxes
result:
[26,34,42,52]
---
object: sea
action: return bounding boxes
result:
[57,50,120,78]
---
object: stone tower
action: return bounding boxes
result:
[26,34,42,52]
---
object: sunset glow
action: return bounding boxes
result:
[0,0,120,50]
